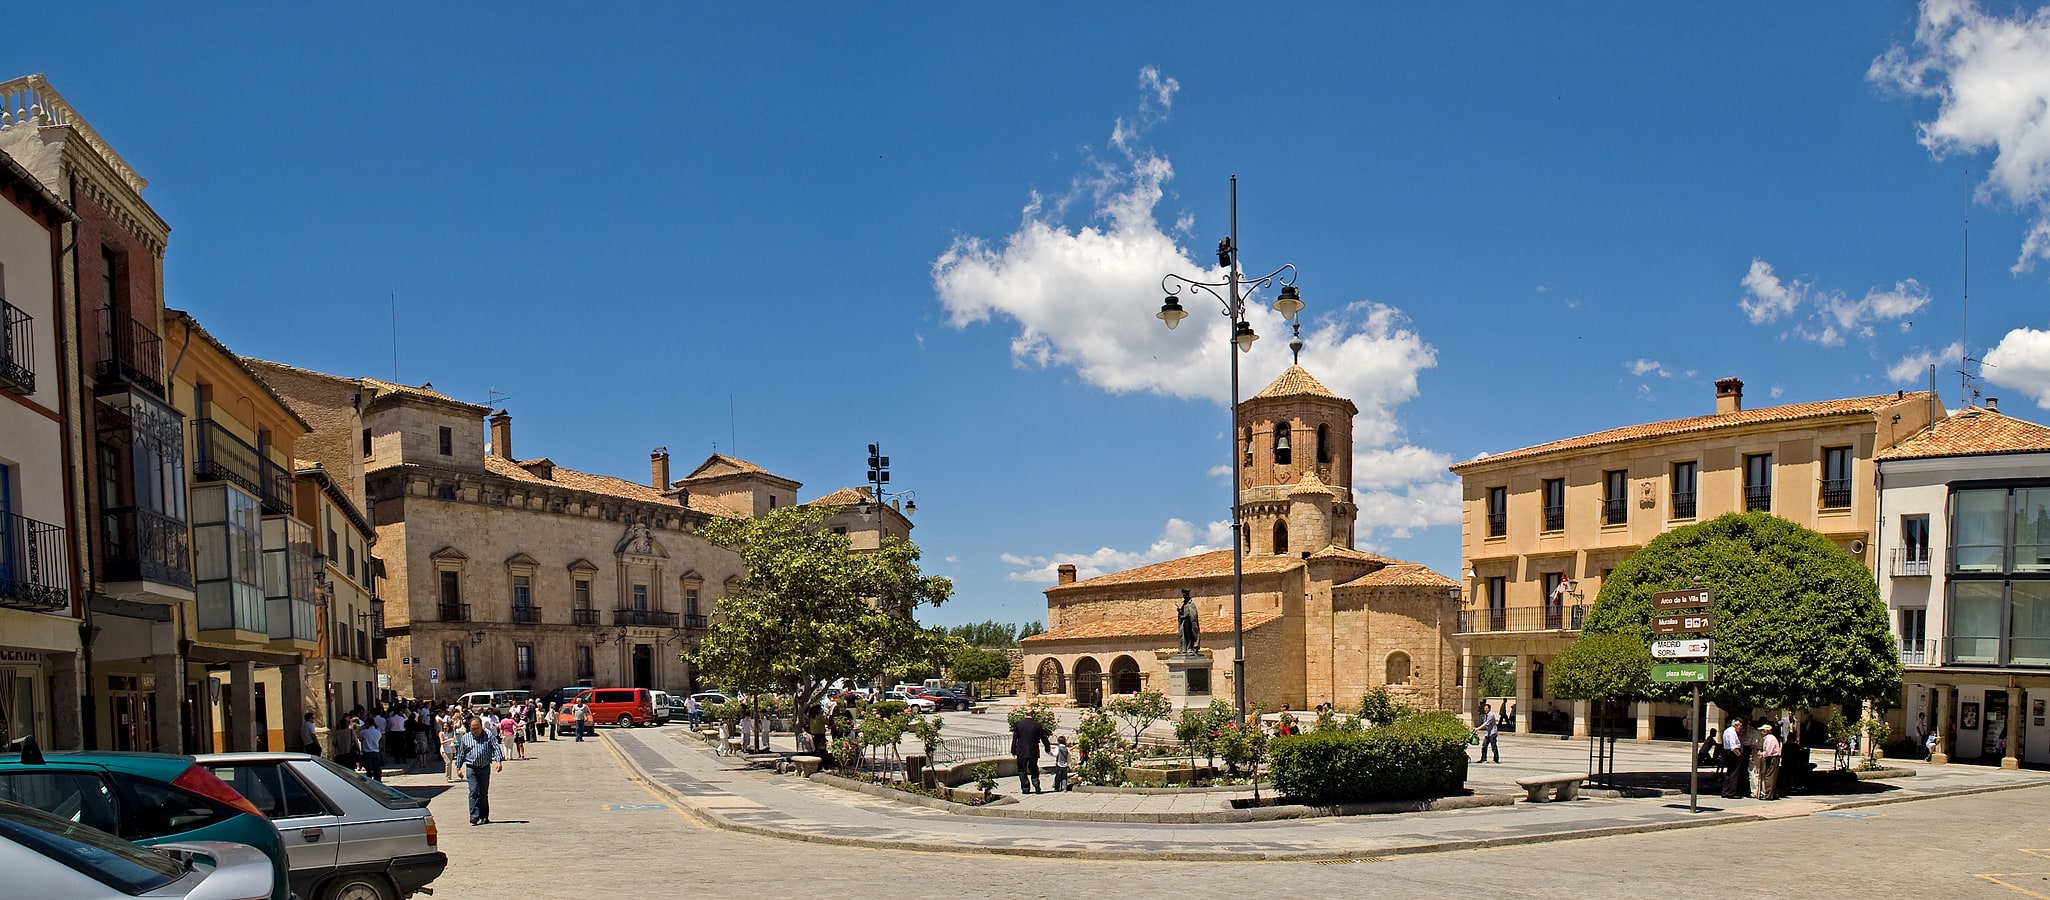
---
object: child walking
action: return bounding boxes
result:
[1050,735,1072,792]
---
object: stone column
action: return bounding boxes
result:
[228,661,258,752]
[1572,699,1590,738]
[279,663,307,752]
[1460,648,1477,725]
[152,648,185,755]
[47,651,83,751]
[2004,691,2023,770]
[1513,654,1532,734]
[1635,701,1655,742]
[1931,685,1951,765]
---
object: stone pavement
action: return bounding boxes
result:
[599,722,2050,861]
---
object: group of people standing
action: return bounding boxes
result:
[1713,712,1807,801]
[317,701,439,782]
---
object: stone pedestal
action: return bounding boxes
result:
[1158,650,1215,709]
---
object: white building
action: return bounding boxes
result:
[1876,398,2050,767]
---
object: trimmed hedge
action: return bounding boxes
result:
[1268,711,1471,805]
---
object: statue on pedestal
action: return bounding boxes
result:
[1177,589,1201,655]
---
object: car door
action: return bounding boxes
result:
[202,761,339,877]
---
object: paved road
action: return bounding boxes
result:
[388,722,2050,898]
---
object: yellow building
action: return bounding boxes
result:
[1449,378,1940,738]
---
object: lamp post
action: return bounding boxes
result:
[1157,175,1304,723]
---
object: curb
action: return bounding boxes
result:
[604,731,2050,862]
[806,771,1512,823]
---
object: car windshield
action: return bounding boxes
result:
[0,798,185,893]
[307,757,421,811]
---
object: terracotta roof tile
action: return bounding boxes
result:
[1308,546,1395,565]
[1337,562,1456,589]
[1252,365,1339,400]
[1451,392,1934,472]
[359,377,489,411]
[484,455,681,507]
[1877,407,2050,461]
[1022,612,1283,643]
[682,453,771,479]
[809,486,871,507]
[1047,550,1303,594]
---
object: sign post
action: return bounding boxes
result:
[1650,588,1713,814]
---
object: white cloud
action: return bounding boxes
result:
[1770,385,1785,399]
[1205,464,1231,480]
[1352,479,1463,543]
[1888,341,1966,384]
[935,67,1457,550]
[1872,1,2050,273]
[1001,517,1231,584]
[1984,326,2050,408]
[1738,259,1930,346]
[1627,358,1675,378]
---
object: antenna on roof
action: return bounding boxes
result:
[1959,173,1983,408]
[486,387,513,407]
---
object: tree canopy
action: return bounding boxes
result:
[945,619,1044,648]
[1560,512,1900,712]
[690,505,953,714]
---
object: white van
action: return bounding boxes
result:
[651,691,673,724]
[457,689,531,710]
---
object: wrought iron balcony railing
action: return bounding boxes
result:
[1542,505,1564,532]
[1671,491,1697,519]
[511,605,543,625]
[1899,638,1933,666]
[1455,603,1587,634]
[1486,512,1506,538]
[0,300,33,395]
[614,608,678,627]
[192,419,263,497]
[1744,485,1772,512]
[570,607,599,626]
[261,458,293,516]
[1601,497,1627,526]
[683,613,709,630]
[437,602,471,622]
[1891,549,1931,578]
[100,506,192,589]
[0,512,68,612]
[1820,479,1852,510]
[95,312,164,395]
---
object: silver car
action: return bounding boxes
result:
[0,797,275,899]
[195,754,445,900]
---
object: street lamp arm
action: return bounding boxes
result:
[1161,263,1298,317]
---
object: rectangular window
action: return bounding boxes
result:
[438,427,452,456]
[1898,514,1931,577]
[575,645,594,680]
[191,484,265,634]
[1953,489,2008,573]
[685,588,699,617]
[361,428,372,458]
[1744,454,1773,512]
[1486,487,1507,538]
[1541,478,1565,531]
[1541,573,1566,629]
[260,514,316,642]
[2012,582,2050,666]
[1671,461,1698,519]
[2017,488,2050,573]
[515,643,534,680]
[1821,446,1853,509]
[444,643,466,681]
[1602,470,1627,526]
[512,574,531,608]
[1486,576,1506,631]
[345,547,356,583]
[632,583,648,611]
[439,570,465,621]
[1950,582,2004,664]
[1899,608,1928,664]
[573,579,590,609]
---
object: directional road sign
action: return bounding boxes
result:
[1651,638,1713,659]
[1653,613,1713,634]
[1652,588,1713,611]
[1651,662,1713,682]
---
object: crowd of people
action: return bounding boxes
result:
[1707,711,1817,801]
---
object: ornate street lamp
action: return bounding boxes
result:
[1157,175,1303,722]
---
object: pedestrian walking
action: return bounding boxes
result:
[1720,717,1749,799]
[439,719,459,782]
[299,713,318,754]
[1474,702,1502,764]
[1009,710,1051,794]
[359,717,385,782]
[685,695,702,730]
[572,698,591,741]
[1756,724,1782,800]
[455,716,505,826]
[497,714,519,759]
[1050,735,1072,792]
[1741,715,1764,798]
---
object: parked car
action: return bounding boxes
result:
[456,690,530,711]
[911,687,971,711]
[689,691,732,710]
[570,688,659,728]
[881,690,937,713]
[196,752,447,900]
[651,691,674,724]
[0,797,276,900]
[0,737,292,899]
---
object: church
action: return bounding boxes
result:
[1020,366,1461,713]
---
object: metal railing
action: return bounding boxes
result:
[100,506,192,589]
[511,605,543,625]
[1671,491,1697,519]
[1820,479,1852,509]
[1542,505,1564,531]
[0,300,33,394]
[929,733,1011,769]
[683,613,709,630]
[0,513,68,611]
[437,602,471,622]
[192,419,263,497]
[95,312,164,394]
[614,608,678,627]
[261,459,293,516]
[1486,512,1506,538]
[1744,485,1772,512]
[570,607,599,626]
[1891,549,1931,577]
[1899,638,1933,666]
[1601,497,1627,526]
[1456,603,1588,634]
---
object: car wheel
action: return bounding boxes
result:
[323,874,395,900]
[619,714,634,728]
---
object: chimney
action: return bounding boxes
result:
[489,410,512,459]
[1714,377,1744,415]
[1057,564,1077,585]
[651,447,670,488]
[1987,397,1999,413]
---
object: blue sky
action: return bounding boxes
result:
[15,2,2050,628]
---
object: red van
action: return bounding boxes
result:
[570,688,657,728]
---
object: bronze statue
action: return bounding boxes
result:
[1178,589,1201,655]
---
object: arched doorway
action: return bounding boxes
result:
[1073,657,1104,707]
[1385,651,1413,686]
[1109,655,1142,695]
[1035,658,1065,696]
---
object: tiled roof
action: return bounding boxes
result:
[1308,546,1395,565]
[809,486,871,507]
[1021,612,1283,643]
[682,453,770,480]
[1048,550,1306,594]
[1338,562,1456,589]
[484,455,681,507]
[166,311,315,434]
[1252,365,1340,401]
[1877,407,2050,461]
[360,377,488,412]
[684,493,749,517]
[1451,392,1933,472]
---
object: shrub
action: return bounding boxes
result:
[1075,708,1129,785]
[1357,688,1415,728]
[1212,717,1267,776]
[1107,691,1173,746]
[1268,711,1472,805]
[1174,700,1234,766]
[1007,697,1060,731]
[906,713,946,757]
[868,699,909,718]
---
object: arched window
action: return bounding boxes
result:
[1316,423,1330,463]
[1386,651,1413,686]
[1273,425,1292,465]
[1073,657,1104,707]
[1273,520,1289,555]
[1243,426,1254,467]
[1036,657,1065,695]
[1110,655,1142,695]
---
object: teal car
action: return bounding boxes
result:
[0,737,292,900]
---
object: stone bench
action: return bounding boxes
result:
[1514,773,1587,802]
[792,755,822,777]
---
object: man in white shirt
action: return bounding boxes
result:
[299,713,318,754]
[359,718,385,782]
[1719,717,1747,799]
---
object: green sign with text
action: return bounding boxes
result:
[1651,662,1712,683]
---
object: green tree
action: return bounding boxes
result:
[946,620,1018,647]
[1018,620,1045,640]
[1476,656,1515,698]
[1106,690,1172,746]
[948,646,1012,688]
[1574,512,1901,712]
[690,505,953,726]
[1550,632,1654,702]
